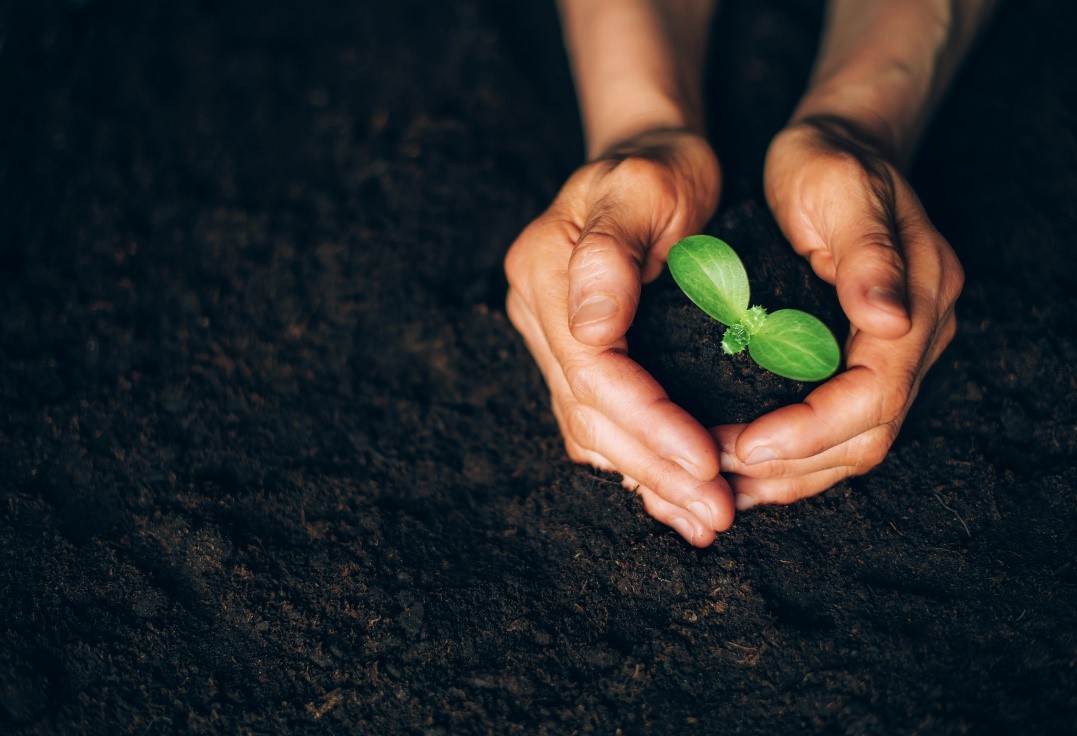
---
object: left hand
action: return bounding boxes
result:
[505,129,733,545]
[715,116,965,509]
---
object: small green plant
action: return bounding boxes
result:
[666,235,840,382]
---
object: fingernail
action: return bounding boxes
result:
[670,516,697,542]
[745,446,779,465]
[735,494,758,511]
[719,452,737,472]
[571,295,617,326]
[687,501,716,529]
[867,286,907,316]
[673,456,705,480]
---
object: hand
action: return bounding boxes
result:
[716,116,965,508]
[505,128,733,546]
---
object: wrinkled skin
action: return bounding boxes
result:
[505,120,964,544]
[717,118,964,509]
[506,129,731,546]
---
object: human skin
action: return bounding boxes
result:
[504,0,996,545]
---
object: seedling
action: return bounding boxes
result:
[666,235,840,382]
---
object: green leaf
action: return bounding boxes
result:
[667,235,750,327]
[741,305,768,334]
[748,309,840,381]
[721,324,750,355]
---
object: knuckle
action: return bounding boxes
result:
[503,237,521,270]
[504,290,524,331]
[563,441,590,466]
[736,458,788,480]
[867,238,905,269]
[837,150,872,182]
[857,430,895,470]
[878,391,909,428]
[639,490,665,517]
[946,251,966,297]
[771,488,807,506]
[571,232,630,271]
[562,403,597,451]
[808,249,836,278]
[503,237,532,293]
[877,369,916,423]
[504,289,540,345]
[562,360,601,405]
[752,482,803,507]
[839,234,902,274]
[801,116,898,175]
[627,454,668,490]
[939,312,958,348]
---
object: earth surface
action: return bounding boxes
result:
[1,0,1075,734]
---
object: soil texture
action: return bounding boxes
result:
[1,0,1075,734]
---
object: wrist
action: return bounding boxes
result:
[557,0,714,159]
[586,97,697,160]
[790,60,933,166]
[790,0,995,166]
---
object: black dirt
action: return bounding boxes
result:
[1,1,1075,734]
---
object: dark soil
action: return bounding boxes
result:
[2,1,1075,734]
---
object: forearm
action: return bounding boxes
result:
[792,0,998,164]
[556,0,718,158]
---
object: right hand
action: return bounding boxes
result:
[714,117,965,508]
[504,128,733,546]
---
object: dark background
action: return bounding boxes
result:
[1,0,1074,733]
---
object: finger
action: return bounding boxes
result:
[563,419,718,545]
[561,351,722,480]
[510,287,731,528]
[732,224,955,465]
[719,415,870,507]
[828,198,911,338]
[512,288,726,534]
[513,286,718,480]
[560,423,616,473]
[713,423,748,474]
[523,266,720,481]
[822,173,915,339]
[731,333,916,465]
[560,411,696,546]
[717,421,882,479]
[566,148,718,345]
[727,466,859,510]
[715,310,956,489]
[565,402,733,530]
[629,480,718,548]
[567,211,646,346]
[769,152,915,339]
[726,305,956,468]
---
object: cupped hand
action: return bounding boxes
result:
[505,128,733,546]
[717,116,965,508]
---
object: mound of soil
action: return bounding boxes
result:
[1,0,1074,733]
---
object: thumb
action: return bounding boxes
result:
[567,211,647,346]
[788,166,915,340]
[828,173,922,339]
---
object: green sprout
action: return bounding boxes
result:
[666,235,840,382]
